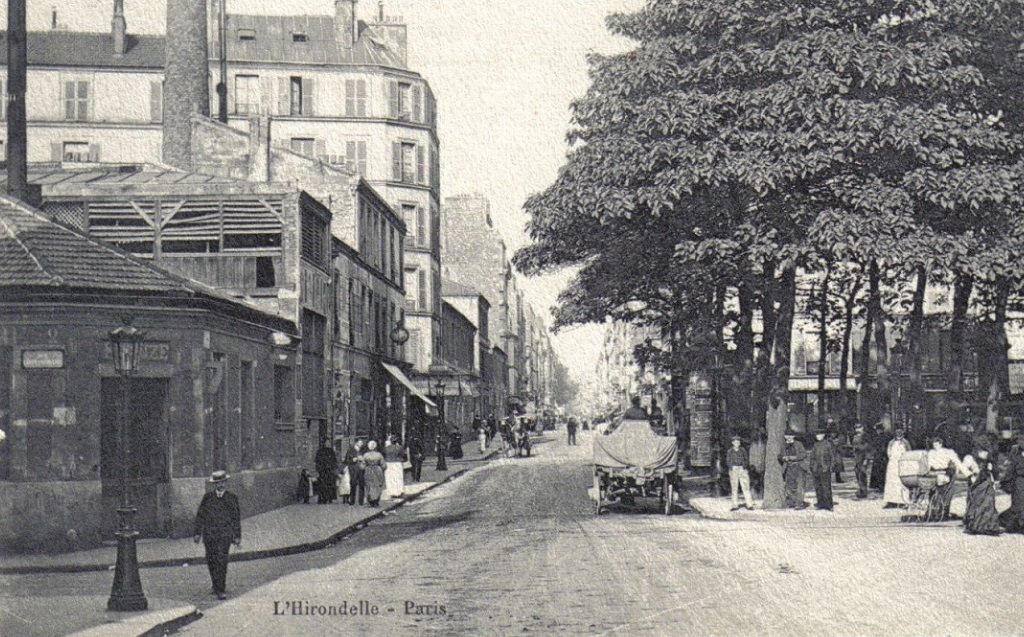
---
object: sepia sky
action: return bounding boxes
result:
[5,0,642,390]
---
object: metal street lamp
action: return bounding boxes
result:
[107,318,148,612]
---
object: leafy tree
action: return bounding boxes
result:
[516,0,1024,508]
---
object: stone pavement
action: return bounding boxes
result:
[0,435,506,637]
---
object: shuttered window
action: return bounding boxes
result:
[416,207,426,248]
[288,76,314,116]
[418,269,427,310]
[416,146,425,184]
[234,75,260,114]
[345,140,367,175]
[301,209,327,267]
[63,80,90,121]
[149,80,162,122]
[345,79,367,116]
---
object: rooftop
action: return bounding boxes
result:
[0,30,164,68]
[442,278,485,298]
[0,194,193,291]
[0,14,408,70]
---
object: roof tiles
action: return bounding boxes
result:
[0,195,188,291]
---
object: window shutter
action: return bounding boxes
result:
[412,85,422,122]
[0,80,5,120]
[64,81,75,120]
[391,141,402,181]
[51,142,62,162]
[315,139,327,160]
[260,76,274,114]
[388,80,399,117]
[346,141,357,171]
[302,77,314,116]
[88,144,101,162]
[150,81,163,122]
[79,80,91,121]
[345,79,355,116]
[277,77,290,115]
[418,270,427,310]
[357,80,367,116]
[357,141,367,175]
[416,145,425,184]
[416,207,426,247]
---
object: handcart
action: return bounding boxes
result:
[593,419,678,515]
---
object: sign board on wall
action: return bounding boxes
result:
[22,350,64,369]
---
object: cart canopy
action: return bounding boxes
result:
[593,419,678,471]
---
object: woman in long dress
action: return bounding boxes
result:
[926,436,962,521]
[362,440,386,507]
[883,428,911,507]
[963,447,1001,535]
[1000,442,1024,533]
[383,435,405,500]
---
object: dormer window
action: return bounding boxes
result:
[238,29,256,42]
[292,32,308,43]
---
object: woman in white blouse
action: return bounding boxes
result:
[926,436,962,521]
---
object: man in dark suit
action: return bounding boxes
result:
[314,439,339,504]
[408,435,425,482]
[193,470,241,600]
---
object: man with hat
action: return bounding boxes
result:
[809,429,835,510]
[778,429,809,509]
[726,433,754,511]
[194,470,241,600]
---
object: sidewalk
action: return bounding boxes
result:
[687,474,1012,527]
[1,436,502,637]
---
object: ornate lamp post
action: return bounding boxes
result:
[107,319,148,611]
[388,320,410,439]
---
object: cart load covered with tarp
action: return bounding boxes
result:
[592,419,679,515]
[593,419,678,472]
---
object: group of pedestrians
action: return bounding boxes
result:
[723,420,1024,538]
[301,435,417,508]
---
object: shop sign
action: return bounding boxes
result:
[22,349,64,369]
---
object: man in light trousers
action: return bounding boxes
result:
[726,434,754,511]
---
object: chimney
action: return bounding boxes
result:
[162,0,210,171]
[7,0,32,203]
[335,0,356,51]
[112,0,127,56]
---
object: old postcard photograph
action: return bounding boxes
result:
[0,1,1022,635]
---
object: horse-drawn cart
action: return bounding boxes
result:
[593,419,679,515]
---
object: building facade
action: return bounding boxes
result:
[0,0,443,386]
[0,195,301,552]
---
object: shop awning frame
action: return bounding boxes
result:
[382,362,438,413]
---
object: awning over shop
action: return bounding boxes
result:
[382,362,438,413]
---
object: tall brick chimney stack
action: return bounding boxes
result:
[112,0,127,56]
[336,0,357,52]
[162,0,210,171]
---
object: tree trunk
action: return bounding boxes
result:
[857,262,878,424]
[816,267,830,431]
[907,265,927,387]
[735,280,756,427]
[838,279,861,423]
[762,266,796,510]
[949,272,974,396]
[985,278,1010,433]
[859,261,886,426]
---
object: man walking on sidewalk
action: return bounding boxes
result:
[567,417,578,446]
[809,430,835,510]
[726,434,754,511]
[853,424,872,499]
[408,435,425,482]
[779,430,809,509]
[193,471,241,600]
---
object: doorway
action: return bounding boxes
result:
[100,377,170,537]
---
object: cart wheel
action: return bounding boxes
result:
[664,478,673,515]
[594,472,603,515]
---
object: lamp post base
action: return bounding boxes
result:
[107,508,148,612]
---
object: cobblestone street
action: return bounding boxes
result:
[178,430,1024,637]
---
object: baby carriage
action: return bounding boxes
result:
[898,450,943,522]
